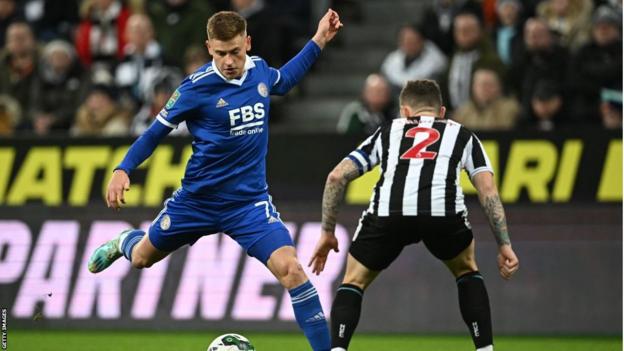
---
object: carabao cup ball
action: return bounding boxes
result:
[207,333,255,351]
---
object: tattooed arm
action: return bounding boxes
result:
[321,159,361,232]
[472,171,519,280]
[308,158,361,275]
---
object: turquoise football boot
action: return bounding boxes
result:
[87,229,131,273]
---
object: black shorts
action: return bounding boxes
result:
[349,212,474,271]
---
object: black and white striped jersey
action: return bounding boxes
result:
[346,116,493,217]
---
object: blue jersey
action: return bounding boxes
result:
[117,41,321,200]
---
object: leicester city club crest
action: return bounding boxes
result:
[257,82,268,97]
[160,214,171,230]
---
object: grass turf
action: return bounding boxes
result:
[8,330,622,351]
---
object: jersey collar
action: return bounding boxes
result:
[212,55,256,86]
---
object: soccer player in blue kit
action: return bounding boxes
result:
[87,10,343,351]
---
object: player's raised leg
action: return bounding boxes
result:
[444,240,493,351]
[266,246,331,351]
[88,229,169,273]
[89,187,204,274]
[328,254,379,351]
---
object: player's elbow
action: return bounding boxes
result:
[326,170,345,185]
[477,181,497,195]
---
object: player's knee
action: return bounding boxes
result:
[285,259,306,279]
[341,275,368,291]
[447,259,478,278]
[279,258,307,289]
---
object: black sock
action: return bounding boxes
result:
[330,284,364,349]
[456,271,493,349]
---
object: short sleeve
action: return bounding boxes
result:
[156,78,197,129]
[461,133,494,178]
[346,127,382,175]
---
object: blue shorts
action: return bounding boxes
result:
[148,188,293,264]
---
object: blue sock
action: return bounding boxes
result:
[289,280,331,351]
[120,229,144,261]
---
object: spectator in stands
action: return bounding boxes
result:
[131,68,188,136]
[446,12,503,109]
[337,73,394,135]
[231,0,282,65]
[494,0,524,65]
[33,40,86,135]
[0,22,39,129]
[600,88,622,129]
[0,0,22,48]
[183,45,209,76]
[509,18,570,116]
[421,0,483,55]
[147,0,213,68]
[115,14,164,108]
[599,0,622,13]
[522,79,566,131]
[72,83,130,136]
[567,5,622,123]
[452,68,519,130]
[75,0,131,71]
[381,24,447,94]
[21,0,79,42]
[0,94,20,134]
[537,0,593,50]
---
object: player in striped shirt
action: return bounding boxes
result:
[309,80,519,351]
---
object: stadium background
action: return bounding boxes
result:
[0,0,622,350]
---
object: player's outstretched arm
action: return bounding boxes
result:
[106,121,171,210]
[472,172,519,280]
[308,158,360,275]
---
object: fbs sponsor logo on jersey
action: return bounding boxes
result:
[228,102,266,136]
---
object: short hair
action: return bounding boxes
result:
[206,11,247,41]
[398,23,424,37]
[399,80,443,109]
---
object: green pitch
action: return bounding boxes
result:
[9,330,621,351]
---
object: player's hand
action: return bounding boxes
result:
[106,169,130,210]
[312,9,343,49]
[497,244,519,280]
[308,231,339,275]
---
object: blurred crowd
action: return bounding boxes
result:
[0,0,621,137]
[337,0,623,134]
[0,0,311,136]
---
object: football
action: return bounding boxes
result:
[207,333,255,351]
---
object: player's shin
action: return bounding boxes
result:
[120,229,145,262]
[330,284,363,351]
[456,271,493,350]
[288,280,331,351]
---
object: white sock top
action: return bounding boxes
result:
[477,345,493,351]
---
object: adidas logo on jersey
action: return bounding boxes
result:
[216,98,229,108]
